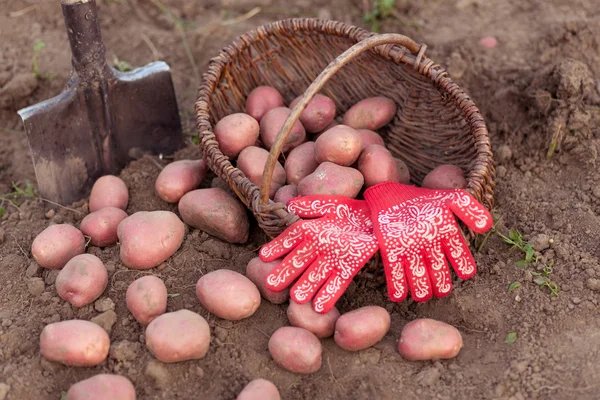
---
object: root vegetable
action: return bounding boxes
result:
[245,257,289,305]
[298,162,364,198]
[356,129,385,149]
[89,175,129,212]
[343,96,397,130]
[314,125,363,166]
[31,224,85,269]
[287,301,340,338]
[155,159,207,203]
[268,326,322,374]
[246,86,285,122]
[274,184,298,205]
[289,94,336,133]
[284,141,319,185]
[398,318,463,361]
[117,211,185,269]
[421,164,467,190]
[65,374,136,400]
[236,379,280,400]
[40,320,110,367]
[334,306,390,351]
[236,146,286,198]
[358,144,401,187]
[56,254,108,308]
[259,107,306,152]
[178,188,249,244]
[145,309,211,363]
[394,158,411,184]
[214,113,260,159]
[196,269,261,320]
[80,207,128,247]
[126,275,168,326]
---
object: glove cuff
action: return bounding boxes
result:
[363,182,425,210]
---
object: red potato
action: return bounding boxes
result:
[298,162,364,198]
[315,125,363,166]
[214,113,260,159]
[237,146,286,198]
[155,159,207,203]
[259,107,307,152]
[126,275,168,326]
[117,211,185,269]
[80,207,128,247]
[284,141,319,185]
[397,318,463,361]
[56,254,108,308]
[343,96,397,130]
[358,144,401,187]
[312,119,340,141]
[245,257,289,305]
[236,379,280,400]
[179,188,249,244]
[289,94,336,133]
[268,326,322,374]
[89,175,129,212]
[40,320,110,366]
[334,306,391,351]
[421,164,467,190]
[31,224,85,269]
[196,269,261,320]
[394,158,411,184]
[287,301,340,338]
[274,185,298,205]
[66,374,136,400]
[357,129,385,149]
[145,309,211,363]
[246,86,285,122]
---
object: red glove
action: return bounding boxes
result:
[259,196,378,314]
[363,182,492,303]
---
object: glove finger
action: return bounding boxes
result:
[441,228,477,280]
[422,241,453,298]
[403,252,433,302]
[447,191,493,234]
[259,222,306,262]
[290,256,332,305]
[287,196,369,220]
[379,249,409,302]
[265,240,317,292]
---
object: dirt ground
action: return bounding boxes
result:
[1,0,600,399]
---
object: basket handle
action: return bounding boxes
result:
[259,33,425,206]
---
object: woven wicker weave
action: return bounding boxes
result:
[195,18,496,243]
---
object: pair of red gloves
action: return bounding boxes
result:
[259,182,493,314]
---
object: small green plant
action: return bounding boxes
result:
[32,42,55,80]
[496,229,538,267]
[531,261,559,296]
[505,331,517,344]
[508,281,521,292]
[113,56,133,72]
[364,0,396,32]
[0,181,36,205]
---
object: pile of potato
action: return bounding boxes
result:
[214,86,468,204]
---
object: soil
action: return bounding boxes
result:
[1,0,600,399]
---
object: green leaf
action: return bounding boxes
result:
[508,282,521,292]
[34,42,46,52]
[505,332,517,344]
[530,271,541,276]
[534,277,547,285]
[0,207,4,217]
[509,230,520,242]
[525,247,535,262]
[515,259,529,268]
[61,391,67,400]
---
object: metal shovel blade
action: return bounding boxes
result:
[17,0,184,207]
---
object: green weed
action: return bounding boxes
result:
[364,0,396,32]
[32,42,55,80]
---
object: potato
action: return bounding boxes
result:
[89,175,129,212]
[56,254,108,308]
[274,185,298,205]
[298,162,364,198]
[397,318,463,361]
[196,269,261,320]
[31,224,86,269]
[237,379,280,400]
[289,94,336,133]
[126,275,168,326]
[155,159,207,203]
[117,211,185,269]
[287,301,340,338]
[313,120,340,141]
[268,326,322,374]
[66,374,136,400]
[237,146,286,198]
[358,144,401,187]
[145,309,211,363]
[179,188,249,244]
[214,113,260,159]
[245,257,289,305]
[285,141,319,185]
[395,158,411,184]
[40,320,110,366]
[260,107,306,152]
[246,86,285,122]
[343,96,397,130]
[334,306,391,351]
[357,129,385,149]
[80,207,128,247]
[421,164,467,190]
[315,125,363,166]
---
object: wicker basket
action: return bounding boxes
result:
[195,18,496,244]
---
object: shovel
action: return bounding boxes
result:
[17,0,184,207]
